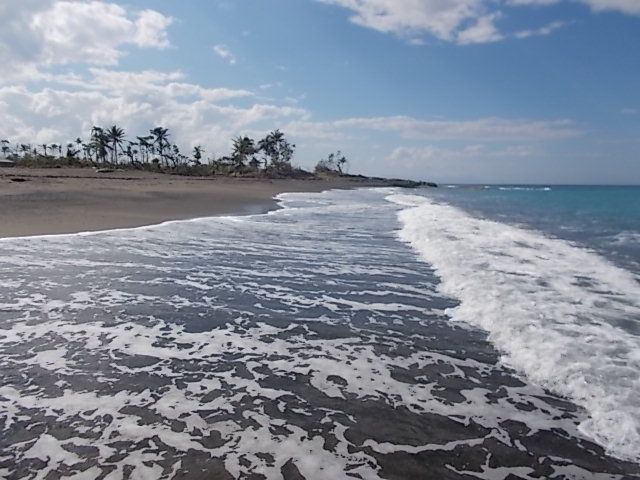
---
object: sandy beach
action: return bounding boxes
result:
[0,167,383,238]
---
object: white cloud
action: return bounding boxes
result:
[514,20,567,39]
[509,0,640,15]
[385,143,545,182]
[282,114,579,179]
[213,44,237,65]
[316,0,488,44]
[584,0,640,15]
[283,113,580,179]
[0,68,306,157]
[457,13,504,44]
[86,69,253,103]
[506,0,561,5]
[0,1,48,77]
[317,0,640,45]
[134,10,173,49]
[296,115,582,141]
[0,0,173,74]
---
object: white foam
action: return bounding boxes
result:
[388,193,640,462]
[0,308,580,478]
[497,186,551,191]
[23,434,83,479]
[612,231,640,246]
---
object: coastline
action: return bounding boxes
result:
[0,167,388,238]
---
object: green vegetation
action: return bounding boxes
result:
[0,125,305,178]
[315,150,348,175]
[0,126,436,187]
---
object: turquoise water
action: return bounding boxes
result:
[428,185,640,276]
[395,185,640,462]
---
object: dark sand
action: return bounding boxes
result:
[0,167,385,238]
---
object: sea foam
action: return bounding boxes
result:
[388,193,640,462]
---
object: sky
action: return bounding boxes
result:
[0,0,639,184]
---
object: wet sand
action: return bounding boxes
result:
[0,167,383,238]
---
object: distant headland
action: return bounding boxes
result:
[0,125,435,188]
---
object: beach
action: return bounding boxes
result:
[0,167,384,238]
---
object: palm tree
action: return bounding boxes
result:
[90,126,110,165]
[257,130,294,172]
[337,156,347,173]
[125,141,138,165]
[41,144,49,157]
[257,134,272,169]
[66,143,77,159]
[105,125,126,165]
[19,144,30,157]
[169,144,181,168]
[136,136,153,163]
[1,139,10,158]
[192,145,203,165]
[232,136,255,169]
[75,137,83,160]
[81,142,91,163]
[150,127,170,166]
[316,150,348,174]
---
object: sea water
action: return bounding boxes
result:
[0,187,638,479]
[390,185,640,464]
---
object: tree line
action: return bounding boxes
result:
[0,125,333,177]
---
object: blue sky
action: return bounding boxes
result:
[0,0,639,183]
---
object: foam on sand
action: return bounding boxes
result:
[388,193,640,462]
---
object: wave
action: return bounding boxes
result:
[496,186,551,191]
[387,193,640,462]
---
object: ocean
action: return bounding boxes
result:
[0,186,639,479]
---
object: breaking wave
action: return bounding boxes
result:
[389,193,640,462]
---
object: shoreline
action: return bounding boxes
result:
[0,167,389,239]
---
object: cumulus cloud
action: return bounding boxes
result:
[316,0,489,44]
[86,69,253,103]
[510,0,640,15]
[0,68,307,156]
[317,0,640,45]
[213,44,237,65]
[134,10,173,49]
[0,3,310,160]
[457,13,504,44]
[0,0,173,74]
